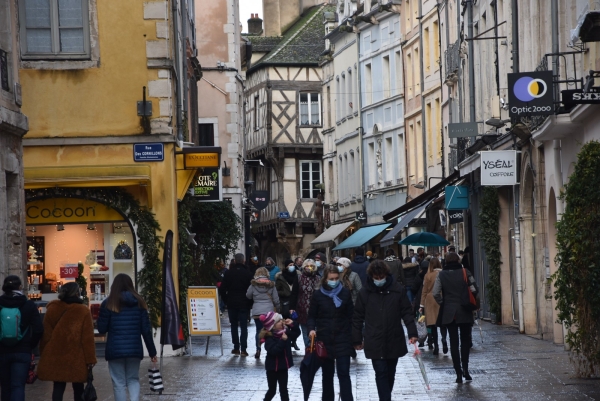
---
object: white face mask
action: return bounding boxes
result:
[288,266,295,273]
[316,261,322,268]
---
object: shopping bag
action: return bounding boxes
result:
[416,313,428,343]
[82,367,98,401]
[25,354,37,384]
[148,362,164,393]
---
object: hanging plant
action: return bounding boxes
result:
[553,141,600,377]
[477,186,502,320]
[25,187,163,328]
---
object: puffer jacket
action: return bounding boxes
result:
[265,265,281,282]
[275,270,299,310]
[350,255,369,285]
[97,291,157,361]
[0,292,43,355]
[262,321,301,371]
[246,278,280,317]
[220,263,253,310]
[402,262,420,289]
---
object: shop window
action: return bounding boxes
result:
[300,161,321,199]
[197,123,215,146]
[299,93,321,126]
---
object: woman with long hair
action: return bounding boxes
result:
[419,258,448,355]
[98,274,157,401]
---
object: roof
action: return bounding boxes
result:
[247,4,336,73]
[245,36,282,53]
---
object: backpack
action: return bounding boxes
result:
[0,305,28,346]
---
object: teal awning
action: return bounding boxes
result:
[333,223,391,251]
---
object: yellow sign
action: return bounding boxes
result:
[26,198,124,225]
[187,287,221,336]
[184,153,220,168]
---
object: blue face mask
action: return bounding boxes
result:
[288,266,295,273]
[337,266,344,273]
[327,280,340,288]
[316,261,322,268]
[373,278,387,287]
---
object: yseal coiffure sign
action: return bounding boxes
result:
[480,150,518,186]
[507,71,554,118]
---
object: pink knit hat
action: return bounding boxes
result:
[260,311,283,332]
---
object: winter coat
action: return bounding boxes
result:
[296,272,320,325]
[220,263,253,310]
[38,298,96,383]
[384,257,405,285]
[265,265,281,282]
[352,276,418,360]
[97,291,157,361]
[0,293,43,355]
[432,262,479,325]
[307,286,354,359]
[402,262,420,289]
[262,321,301,371]
[246,278,280,317]
[341,271,363,305]
[412,266,428,313]
[420,269,442,326]
[350,255,370,285]
[275,270,299,312]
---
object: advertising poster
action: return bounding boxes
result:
[187,287,221,336]
[193,168,222,202]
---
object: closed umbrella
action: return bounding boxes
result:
[300,337,322,401]
[412,343,431,390]
[399,232,450,247]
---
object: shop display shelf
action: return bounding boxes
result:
[113,259,133,263]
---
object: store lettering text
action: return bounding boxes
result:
[27,205,96,219]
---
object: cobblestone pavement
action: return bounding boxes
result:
[26,315,600,400]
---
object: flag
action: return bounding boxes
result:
[160,230,186,350]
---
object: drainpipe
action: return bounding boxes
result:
[436,3,445,178]
[172,0,184,147]
[513,142,525,334]
[357,23,366,209]
[418,0,428,185]
[467,0,476,129]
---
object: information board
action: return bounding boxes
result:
[187,287,221,336]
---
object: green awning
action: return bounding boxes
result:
[333,223,391,251]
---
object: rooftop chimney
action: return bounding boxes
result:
[248,13,263,35]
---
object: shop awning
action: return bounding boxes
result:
[310,220,355,248]
[24,165,153,207]
[333,223,391,251]
[459,153,480,177]
[382,171,460,221]
[379,199,433,247]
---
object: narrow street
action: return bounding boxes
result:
[25,316,600,401]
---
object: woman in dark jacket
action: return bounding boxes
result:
[307,266,354,401]
[0,275,43,401]
[402,260,420,303]
[275,259,299,318]
[353,261,418,401]
[433,252,479,383]
[98,274,157,401]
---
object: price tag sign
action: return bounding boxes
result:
[60,264,79,278]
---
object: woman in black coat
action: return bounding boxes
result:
[307,266,354,401]
[352,260,418,401]
[433,252,479,383]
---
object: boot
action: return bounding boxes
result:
[454,361,463,383]
[433,344,439,356]
[292,340,300,351]
[254,349,261,359]
[442,339,448,354]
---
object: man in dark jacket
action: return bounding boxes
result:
[352,261,418,401]
[220,253,253,356]
[349,247,369,285]
[0,275,44,401]
[383,249,405,285]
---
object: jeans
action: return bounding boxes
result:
[0,352,30,401]
[371,358,399,401]
[321,356,353,401]
[52,382,84,401]
[108,357,142,401]
[264,369,289,401]
[228,308,249,351]
[300,324,310,348]
[254,318,264,349]
[406,288,415,304]
[446,321,473,374]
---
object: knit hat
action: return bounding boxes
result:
[260,311,283,332]
[337,257,351,268]
[366,251,373,257]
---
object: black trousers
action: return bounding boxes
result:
[446,321,473,374]
[427,324,448,347]
[264,369,289,401]
[52,381,84,401]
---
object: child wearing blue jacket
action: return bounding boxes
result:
[259,311,300,401]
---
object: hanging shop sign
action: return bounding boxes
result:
[480,150,518,186]
[26,198,124,225]
[179,147,222,169]
[250,191,270,210]
[445,186,470,210]
[449,210,464,224]
[562,87,600,107]
[193,168,222,201]
[448,122,479,138]
[507,71,554,118]
[356,211,368,223]
[133,143,164,162]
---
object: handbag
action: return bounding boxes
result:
[82,367,97,401]
[148,362,164,393]
[25,354,37,384]
[416,313,428,342]
[461,268,479,311]
[306,335,328,359]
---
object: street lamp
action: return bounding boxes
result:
[244,159,264,167]
[485,118,511,128]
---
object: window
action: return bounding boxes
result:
[365,63,372,105]
[363,33,371,53]
[299,93,320,126]
[433,21,440,69]
[424,27,430,74]
[20,0,90,59]
[384,107,392,123]
[426,102,433,164]
[300,161,322,199]
[396,102,403,122]
[383,55,390,98]
[340,75,346,118]
[254,95,259,130]
[395,51,403,96]
[347,69,353,114]
[385,137,393,181]
[197,123,215,146]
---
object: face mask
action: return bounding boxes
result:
[337,266,344,273]
[288,266,295,273]
[266,264,272,268]
[373,278,386,287]
[316,261,322,268]
[327,280,339,288]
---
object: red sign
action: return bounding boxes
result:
[60,264,79,278]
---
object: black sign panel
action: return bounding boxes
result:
[356,211,367,223]
[0,49,8,92]
[251,191,270,210]
[507,71,554,118]
[562,87,600,108]
[193,168,221,201]
[448,210,464,224]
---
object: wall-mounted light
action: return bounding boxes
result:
[87,224,96,230]
[244,159,264,167]
[57,224,65,232]
[412,182,426,190]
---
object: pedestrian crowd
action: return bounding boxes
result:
[218,244,477,401]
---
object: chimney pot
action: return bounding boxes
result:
[248,13,263,35]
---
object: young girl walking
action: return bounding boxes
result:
[259,311,300,401]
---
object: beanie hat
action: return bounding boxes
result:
[366,251,373,257]
[260,311,283,332]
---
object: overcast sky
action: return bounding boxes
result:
[239,0,263,33]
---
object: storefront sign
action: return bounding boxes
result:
[187,287,221,336]
[193,168,222,201]
[133,143,164,162]
[445,186,469,210]
[562,87,600,107]
[449,211,464,224]
[60,264,79,279]
[507,71,554,118]
[356,211,368,223]
[185,153,220,168]
[250,191,270,210]
[448,122,479,138]
[480,150,518,186]
[26,198,124,225]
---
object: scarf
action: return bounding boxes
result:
[259,327,287,343]
[62,296,84,304]
[320,284,343,308]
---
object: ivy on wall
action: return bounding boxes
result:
[477,186,502,320]
[553,141,600,377]
[25,187,163,328]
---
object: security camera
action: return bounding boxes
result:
[500,98,508,110]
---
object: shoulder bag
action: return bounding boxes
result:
[461,268,479,311]
[82,367,98,401]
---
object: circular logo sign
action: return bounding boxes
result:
[513,76,548,102]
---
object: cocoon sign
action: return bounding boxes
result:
[480,150,518,186]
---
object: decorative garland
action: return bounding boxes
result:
[25,187,163,328]
[477,186,502,320]
[553,141,600,377]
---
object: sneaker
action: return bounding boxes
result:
[231,349,240,356]
[240,350,249,357]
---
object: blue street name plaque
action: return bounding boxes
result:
[134,143,164,162]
